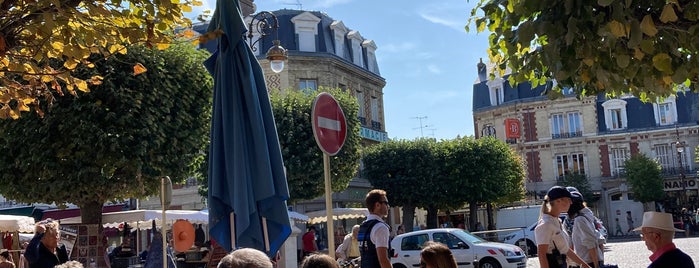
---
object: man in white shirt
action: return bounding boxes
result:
[358,189,391,268]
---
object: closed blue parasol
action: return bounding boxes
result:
[204,0,291,258]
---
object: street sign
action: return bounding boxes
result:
[311,92,347,156]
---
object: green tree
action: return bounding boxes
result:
[470,1,699,99]
[363,138,443,230]
[0,43,212,224]
[624,154,665,205]
[0,0,205,118]
[445,137,525,230]
[197,88,362,203]
[559,173,598,204]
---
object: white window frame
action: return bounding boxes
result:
[652,96,677,126]
[653,144,672,170]
[356,91,365,117]
[291,12,321,52]
[568,112,581,135]
[555,152,586,178]
[602,99,628,130]
[330,21,348,58]
[347,31,365,67]
[486,77,504,106]
[370,96,379,122]
[551,114,565,137]
[610,147,629,176]
[299,79,317,94]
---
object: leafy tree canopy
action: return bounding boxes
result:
[0,43,212,222]
[559,173,598,203]
[624,153,665,203]
[470,0,699,100]
[0,0,204,118]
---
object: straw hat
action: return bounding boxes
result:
[173,219,195,252]
[633,211,684,232]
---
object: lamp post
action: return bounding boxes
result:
[247,11,288,73]
[675,140,686,206]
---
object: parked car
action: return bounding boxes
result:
[502,214,608,256]
[390,228,526,268]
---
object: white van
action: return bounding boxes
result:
[495,205,541,240]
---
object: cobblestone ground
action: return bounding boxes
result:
[525,236,699,267]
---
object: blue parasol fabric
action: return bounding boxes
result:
[204,0,291,258]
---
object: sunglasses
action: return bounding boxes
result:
[379,201,390,206]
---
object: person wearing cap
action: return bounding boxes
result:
[635,211,694,267]
[24,219,68,268]
[535,186,590,268]
[567,191,604,268]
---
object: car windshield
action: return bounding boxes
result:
[451,229,486,244]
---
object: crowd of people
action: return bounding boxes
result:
[14,186,698,268]
[535,185,695,268]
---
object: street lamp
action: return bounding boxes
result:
[675,140,686,205]
[247,11,288,73]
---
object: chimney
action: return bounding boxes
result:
[477,58,487,82]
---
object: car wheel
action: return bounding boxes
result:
[516,239,537,256]
[478,258,502,268]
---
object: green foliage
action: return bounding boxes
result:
[445,137,525,205]
[470,0,699,99]
[363,138,444,209]
[270,88,361,203]
[624,154,665,203]
[0,44,212,222]
[363,137,525,211]
[559,173,598,203]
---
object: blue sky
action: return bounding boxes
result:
[193,0,491,140]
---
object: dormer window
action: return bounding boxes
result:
[602,99,628,130]
[362,40,378,73]
[291,12,321,52]
[347,31,364,67]
[330,21,349,58]
[486,77,504,106]
[652,96,677,126]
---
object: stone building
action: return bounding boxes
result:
[472,60,699,229]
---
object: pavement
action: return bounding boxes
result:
[525,235,699,267]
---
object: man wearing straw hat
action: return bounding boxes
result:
[634,211,694,267]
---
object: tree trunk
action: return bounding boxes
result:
[486,203,495,230]
[401,205,416,232]
[80,199,104,224]
[469,202,478,231]
[426,205,438,229]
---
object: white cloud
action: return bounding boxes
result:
[427,64,441,74]
[416,2,469,33]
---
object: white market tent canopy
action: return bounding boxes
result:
[305,208,368,224]
[0,215,35,233]
[60,209,310,229]
[60,209,208,230]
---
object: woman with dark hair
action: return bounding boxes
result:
[567,191,604,268]
[0,249,15,268]
[419,241,456,268]
[535,186,590,268]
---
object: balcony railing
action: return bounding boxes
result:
[551,131,582,139]
[358,116,366,125]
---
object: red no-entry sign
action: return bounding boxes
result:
[311,93,347,156]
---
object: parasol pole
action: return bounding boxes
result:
[323,153,335,258]
[161,177,172,268]
[262,217,269,253]
[230,212,236,250]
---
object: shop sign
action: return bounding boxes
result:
[663,178,698,191]
[360,127,389,142]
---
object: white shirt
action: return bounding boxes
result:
[366,214,390,248]
[572,208,604,263]
[535,213,571,254]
